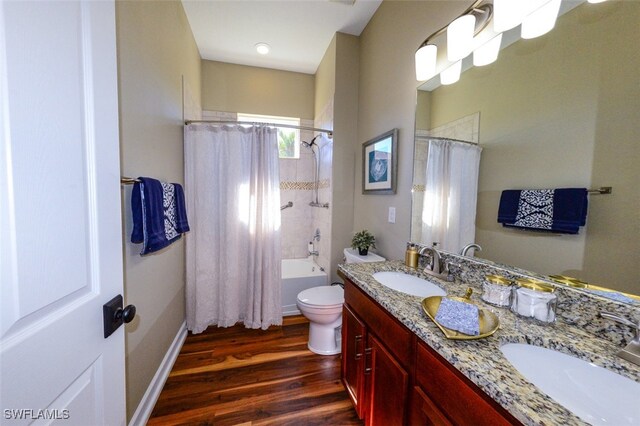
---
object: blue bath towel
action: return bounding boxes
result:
[498,188,588,234]
[131,177,190,255]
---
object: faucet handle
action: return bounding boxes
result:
[600,311,639,328]
[601,311,640,341]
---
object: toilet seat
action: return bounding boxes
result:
[297,286,343,308]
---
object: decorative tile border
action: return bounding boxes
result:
[280,179,331,191]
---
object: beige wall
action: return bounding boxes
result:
[314,36,336,124]
[355,1,466,260]
[202,60,315,119]
[331,33,360,282]
[115,0,201,420]
[426,2,639,294]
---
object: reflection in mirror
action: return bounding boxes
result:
[412,1,639,299]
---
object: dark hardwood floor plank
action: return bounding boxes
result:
[148,316,362,425]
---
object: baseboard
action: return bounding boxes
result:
[128,321,187,426]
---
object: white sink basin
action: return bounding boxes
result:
[501,343,640,425]
[372,271,446,298]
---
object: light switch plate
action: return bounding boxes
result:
[388,207,396,223]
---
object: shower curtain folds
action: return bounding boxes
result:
[421,138,482,253]
[184,124,282,333]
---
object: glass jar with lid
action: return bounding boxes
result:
[511,278,557,323]
[481,274,513,307]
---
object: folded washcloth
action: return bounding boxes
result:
[131,177,190,255]
[498,188,588,234]
[588,289,637,305]
[435,298,480,336]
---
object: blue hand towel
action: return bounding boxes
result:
[497,188,588,234]
[174,183,190,234]
[131,177,189,255]
[435,298,480,336]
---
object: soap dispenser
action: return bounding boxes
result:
[406,243,419,268]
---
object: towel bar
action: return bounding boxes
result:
[587,187,612,195]
[121,177,141,185]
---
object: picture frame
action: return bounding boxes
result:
[362,128,398,194]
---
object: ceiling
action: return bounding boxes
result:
[182,0,382,75]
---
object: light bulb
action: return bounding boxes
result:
[440,61,462,85]
[521,0,561,39]
[493,0,526,32]
[447,14,476,61]
[255,43,270,55]
[415,44,437,81]
[473,33,503,67]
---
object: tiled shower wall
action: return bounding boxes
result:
[201,111,331,271]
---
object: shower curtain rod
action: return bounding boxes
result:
[184,120,333,138]
[415,135,479,146]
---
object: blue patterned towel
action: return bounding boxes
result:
[498,188,588,234]
[131,177,190,255]
[435,298,480,336]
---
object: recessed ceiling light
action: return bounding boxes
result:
[255,43,270,55]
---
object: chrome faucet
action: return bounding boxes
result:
[419,246,442,274]
[600,311,640,366]
[460,243,482,257]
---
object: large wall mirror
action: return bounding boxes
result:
[412,0,639,298]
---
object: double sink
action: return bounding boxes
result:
[372,271,640,425]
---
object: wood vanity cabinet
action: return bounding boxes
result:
[342,278,412,425]
[340,275,521,426]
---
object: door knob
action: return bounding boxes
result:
[103,295,136,338]
[115,304,136,323]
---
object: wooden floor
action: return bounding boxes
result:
[148,316,362,425]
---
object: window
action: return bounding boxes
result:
[237,113,300,159]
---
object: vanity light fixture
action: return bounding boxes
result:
[493,0,525,33]
[473,33,503,66]
[415,43,438,81]
[255,42,270,55]
[440,60,462,85]
[447,14,476,61]
[416,0,606,83]
[415,0,492,82]
[521,0,562,39]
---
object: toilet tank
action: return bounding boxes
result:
[343,248,386,263]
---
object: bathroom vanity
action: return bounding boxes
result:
[338,259,640,426]
[341,273,517,425]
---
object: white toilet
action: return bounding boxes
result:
[296,248,385,355]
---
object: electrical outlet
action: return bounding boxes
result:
[388,207,396,223]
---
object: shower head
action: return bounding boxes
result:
[301,135,321,149]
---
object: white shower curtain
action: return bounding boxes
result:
[184,124,282,333]
[421,138,482,253]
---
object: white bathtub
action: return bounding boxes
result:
[281,258,328,316]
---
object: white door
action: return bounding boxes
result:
[0,1,126,425]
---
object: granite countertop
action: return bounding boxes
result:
[338,260,640,426]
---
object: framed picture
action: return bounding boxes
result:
[362,128,398,194]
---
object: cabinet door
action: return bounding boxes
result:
[408,386,453,426]
[342,304,367,419]
[366,334,409,426]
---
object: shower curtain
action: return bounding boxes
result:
[421,138,482,253]
[184,124,282,333]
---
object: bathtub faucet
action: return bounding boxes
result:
[308,241,319,257]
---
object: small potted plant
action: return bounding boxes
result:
[352,230,376,256]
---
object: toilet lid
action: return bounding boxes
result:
[297,286,344,306]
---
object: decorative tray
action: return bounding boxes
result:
[421,288,500,340]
